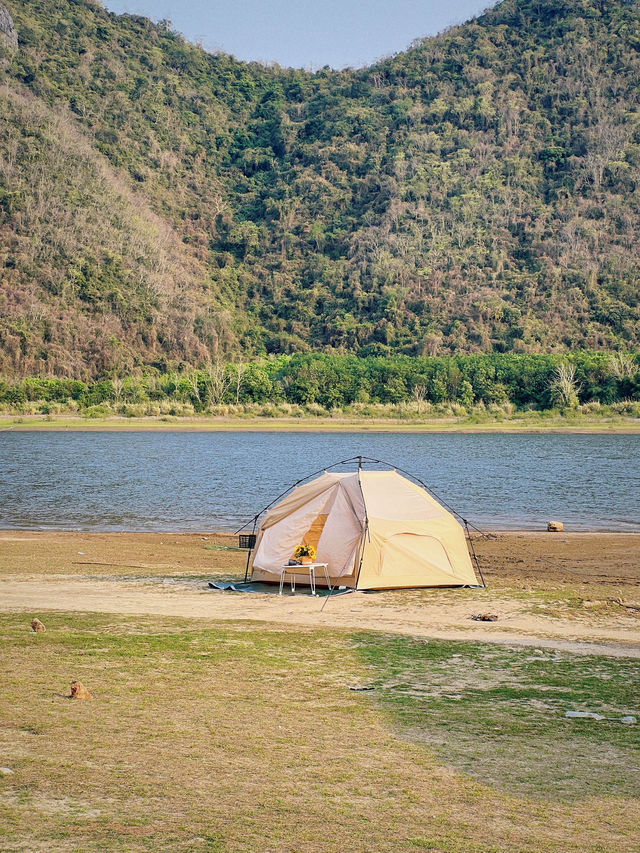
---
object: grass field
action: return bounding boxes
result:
[1,612,638,852]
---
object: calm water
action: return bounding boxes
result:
[0,432,638,532]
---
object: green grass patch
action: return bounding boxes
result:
[203,543,243,552]
[353,633,640,800]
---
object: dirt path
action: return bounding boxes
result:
[1,530,639,656]
[2,575,639,656]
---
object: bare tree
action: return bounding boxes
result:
[609,352,637,380]
[584,116,628,196]
[550,363,580,408]
[112,376,123,404]
[187,370,201,404]
[203,358,232,405]
[411,384,428,414]
[422,333,442,357]
[232,362,247,405]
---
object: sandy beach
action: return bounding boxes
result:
[2,414,640,432]
[2,529,638,656]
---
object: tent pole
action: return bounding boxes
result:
[354,457,370,592]
[243,516,257,583]
[237,455,485,537]
[323,458,367,610]
[464,520,486,587]
[357,455,487,537]
[235,456,364,534]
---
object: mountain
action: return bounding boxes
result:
[1,0,639,378]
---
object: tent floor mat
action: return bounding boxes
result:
[207,581,354,597]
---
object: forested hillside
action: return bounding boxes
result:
[1,0,640,378]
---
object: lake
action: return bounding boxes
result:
[0,431,638,532]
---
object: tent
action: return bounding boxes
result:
[248,462,482,590]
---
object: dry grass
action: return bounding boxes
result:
[2,414,640,433]
[1,532,639,850]
[0,612,638,852]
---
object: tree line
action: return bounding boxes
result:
[1,352,638,415]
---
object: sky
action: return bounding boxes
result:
[102,1,493,70]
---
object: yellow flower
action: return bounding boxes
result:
[293,544,316,559]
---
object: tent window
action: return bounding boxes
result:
[298,513,328,555]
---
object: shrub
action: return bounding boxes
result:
[304,402,329,417]
[83,404,111,418]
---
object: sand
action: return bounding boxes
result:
[1,530,638,657]
[2,414,640,432]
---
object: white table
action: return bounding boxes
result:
[279,562,330,596]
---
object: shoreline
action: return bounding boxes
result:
[2,413,640,433]
[2,527,640,536]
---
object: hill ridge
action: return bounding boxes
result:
[1,0,639,377]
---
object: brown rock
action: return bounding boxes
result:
[31,618,46,633]
[70,680,92,700]
[547,521,564,532]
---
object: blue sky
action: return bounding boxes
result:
[102,1,493,69]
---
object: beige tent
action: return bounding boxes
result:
[250,469,480,590]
